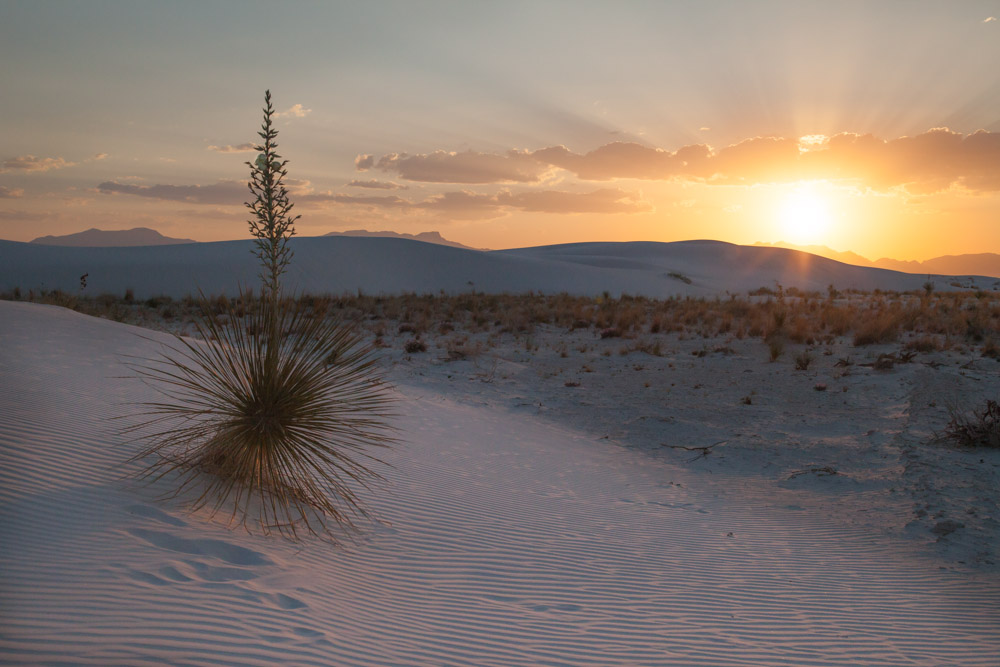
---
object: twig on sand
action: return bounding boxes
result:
[661,440,727,461]
[786,466,838,479]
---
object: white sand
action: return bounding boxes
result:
[2,237,998,300]
[2,299,1000,665]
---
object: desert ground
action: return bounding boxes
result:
[2,239,999,665]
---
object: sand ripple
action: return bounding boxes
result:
[1,301,998,665]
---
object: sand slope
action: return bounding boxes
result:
[2,301,1000,665]
[2,237,996,300]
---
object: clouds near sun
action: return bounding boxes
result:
[357,128,1000,194]
[88,126,999,236]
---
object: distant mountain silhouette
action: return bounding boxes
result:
[324,229,484,251]
[755,241,1000,279]
[30,227,196,247]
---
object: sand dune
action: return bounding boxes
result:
[2,301,1000,665]
[2,237,996,300]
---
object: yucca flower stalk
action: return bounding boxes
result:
[127,91,395,540]
[246,89,299,302]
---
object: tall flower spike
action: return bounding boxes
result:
[245,89,300,301]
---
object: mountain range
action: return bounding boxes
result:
[755,242,1000,279]
[30,227,196,247]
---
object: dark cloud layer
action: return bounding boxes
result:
[97,180,246,205]
[368,150,550,184]
[95,177,647,218]
[347,179,408,190]
[307,187,648,219]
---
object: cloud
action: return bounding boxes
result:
[355,154,375,170]
[369,149,550,184]
[347,179,408,190]
[92,153,108,161]
[0,186,25,199]
[1,155,75,173]
[306,187,649,219]
[526,129,1000,193]
[208,142,256,153]
[0,209,51,221]
[531,142,693,180]
[275,103,311,119]
[284,178,314,195]
[984,16,997,23]
[97,179,247,205]
[497,188,652,214]
[797,128,1000,193]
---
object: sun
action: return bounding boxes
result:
[778,182,833,246]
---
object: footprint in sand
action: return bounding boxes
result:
[125,503,187,527]
[125,527,273,566]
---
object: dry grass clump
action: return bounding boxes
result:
[852,310,903,346]
[6,284,998,354]
[794,350,813,370]
[942,400,1000,448]
[904,335,944,353]
[404,338,427,353]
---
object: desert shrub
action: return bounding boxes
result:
[667,271,692,284]
[767,334,785,362]
[404,338,427,353]
[794,351,813,370]
[39,289,78,310]
[964,310,990,342]
[904,335,942,353]
[127,91,394,540]
[873,353,896,370]
[853,310,901,346]
[942,400,1000,448]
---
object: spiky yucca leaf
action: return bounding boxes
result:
[126,291,395,540]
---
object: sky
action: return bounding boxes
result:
[1,0,998,260]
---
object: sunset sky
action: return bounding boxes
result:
[1,1,998,260]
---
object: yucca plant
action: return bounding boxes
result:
[127,91,395,540]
